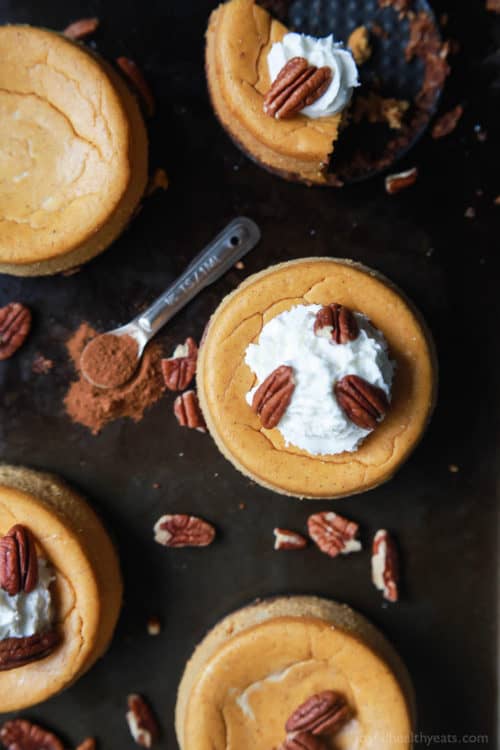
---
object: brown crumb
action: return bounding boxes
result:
[353,93,409,130]
[152,482,161,490]
[64,323,166,435]
[146,168,169,197]
[32,354,54,375]
[239,502,246,510]
[371,23,389,39]
[147,616,161,636]
[494,196,500,205]
[63,17,99,40]
[448,464,459,473]
[348,26,372,65]
[76,740,96,750]
[464,207,476,219]
[431,105,463,138]
[235,261,245,270]
[440,12,449,26]
[385,167,418,194]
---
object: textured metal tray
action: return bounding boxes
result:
[0,0,498,747]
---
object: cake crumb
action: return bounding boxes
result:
[147,616,161,636]
[348,26,372,65]
[448,464,459,473]
[353,93,409,130]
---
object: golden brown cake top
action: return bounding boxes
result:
[181,614,412,749]
[0,25,132,265]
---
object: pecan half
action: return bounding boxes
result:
[286,691,350,736]
[264,57,332,119]
[126,694,160,748]
[162,337,198,391]
[372,529,399,602]
[281,733,327,750]
[0,720,64,750]
[154,514,215,548]
[0,525,38,596]
[274,528,307,551]
[0,629,60,671]
[251,365,295,429]
[307,512,361,558]
[63,17,100,39]
[0,303,31,361]
[385,167,418,194]
[314,303,359,344]
[116,57,155,117]
[334,375,389,430]
[173,390,206,431]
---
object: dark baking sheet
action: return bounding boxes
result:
[0,0,499,747]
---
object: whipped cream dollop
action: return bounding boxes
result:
[245,304,394,455]
[267,33,360,118]
[0,559,54,639]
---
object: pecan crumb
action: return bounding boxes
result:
[372,529,399,602]
[385,167,418,194]
[431,105,463,139]
[32,354,54,375]
[274,528,308,550]
[147,616,161,636]
[126,694,160,748]
[63,17,99,40]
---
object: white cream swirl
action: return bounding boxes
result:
[0,560,54,639]
[245,304,394,455]
[267,33,360,118]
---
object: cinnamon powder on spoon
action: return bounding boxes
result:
[81,333,139,388]
[64,323,166,434]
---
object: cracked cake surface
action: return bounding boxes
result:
[0,25,148,275]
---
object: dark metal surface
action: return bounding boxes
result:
[0,0,499,747]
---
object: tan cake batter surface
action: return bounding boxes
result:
[0,465,123,711]
[0,25,148,275]
[176,596,414,750]
[198,258,437,498]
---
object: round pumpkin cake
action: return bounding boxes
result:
[0,25,148,276]
[0,465,123,711]
[197,258,437,499]
[175,596,415,750]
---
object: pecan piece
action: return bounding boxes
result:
[385,167,418,194]
[76,740,96,750]
[372,529,399,602]
[173,390,206,431]
[251,365,295,429]
[116,57,155,117]
[0,525,38,596]
[126,694,160,748]
[307,512,361,558]
[314,303,359,344]
[286,690,351,736]
[281,733,327,750]
[334,374,389,430]
[264,57,332,119]
[0,303,31,361]
[0,719,64,750]
[274,528,307,550]
[63,17,100,40]
[162,337,198,391]
[431,105,463,139]
[154,514,215,548]
[0,629,60,671]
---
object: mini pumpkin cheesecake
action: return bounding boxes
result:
[0,25,148,276]
[0,465,122,711]
[206,0,367,185]
[197,258,437,499]
[176,596,415,749]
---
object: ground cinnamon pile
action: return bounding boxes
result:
[64,323,166,434]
